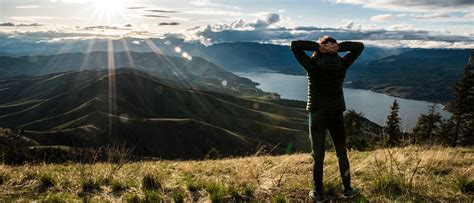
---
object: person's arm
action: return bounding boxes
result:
[290,40,319,71]
[338,41,364,69]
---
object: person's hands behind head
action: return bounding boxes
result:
[318,43,338,54]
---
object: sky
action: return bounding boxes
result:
[0,0,473,48]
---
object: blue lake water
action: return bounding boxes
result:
[234,72,452,132]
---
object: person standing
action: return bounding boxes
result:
[290,36,364,202]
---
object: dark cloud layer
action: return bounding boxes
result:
[0,22,43,27]
[142,14,171,18]
[147,9,178,13]
[159,22,180,26]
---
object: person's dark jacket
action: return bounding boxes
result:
[290,40,364,112]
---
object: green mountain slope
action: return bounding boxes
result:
[0,68,308,159]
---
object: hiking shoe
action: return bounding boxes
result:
[343,187,359,198]
[308,189,326,202]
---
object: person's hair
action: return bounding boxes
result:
[318,35,337,44]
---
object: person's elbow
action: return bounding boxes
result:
[290,41,297,49]
[358,42,365,51]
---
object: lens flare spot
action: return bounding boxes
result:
[119,114,129,123]
[182,52,189,58]
[175,47,182,53]
[221,80,228,86]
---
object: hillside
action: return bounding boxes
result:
[0,146,472,201]
[0,68,311,159]
[346,49,472,103]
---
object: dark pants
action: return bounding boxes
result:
[309,108,350,191]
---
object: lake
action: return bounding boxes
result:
[234,72,452,132]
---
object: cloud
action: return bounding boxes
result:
[0,22,43,27]
[81,25,133,30]
[16,5,39,9]
[147,9,178,13]
[182,13,474,48]
[370,14,392,22]
[127,6,146,10]
[335,0,474,13]
[8,16,58,22]
[159,22,180,26]
[412,12,451,20]
[190,0,240,9]
[142,15,171,18]
[344,21,354,29]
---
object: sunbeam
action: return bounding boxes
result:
[107,39,117,138]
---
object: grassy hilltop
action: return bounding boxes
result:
[0,146,472,202]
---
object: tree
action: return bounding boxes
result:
[384,99,402,146]
[452,54,474,146]
[344,109,368,150]
[412,104,442,145]
[437,118,457,145]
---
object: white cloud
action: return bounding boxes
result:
[1,13,473,49]
[180,14,474,48]
[413,12,451,20]
[16,5,39,9]
[190,0,240,10]
[370,14,392,22]
[335,0,474,13]
[388,23,414,30]
[9,16,58,22]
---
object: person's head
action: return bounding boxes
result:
[312,35,338,58]
[318,35,337,45]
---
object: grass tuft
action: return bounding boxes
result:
[0,173,6,185]
[143,190,162,202]
[81,178,101,194]
[458,176,474,194]
[142,174,161,191]
[186,180,201,192]
[205,182,227,202]
[272,193,286,203]
[110,179,128,194]
[38,174,55,192]
[172,189,186,203]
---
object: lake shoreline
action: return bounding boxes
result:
[235,71,452,131]
[239,70,453,110]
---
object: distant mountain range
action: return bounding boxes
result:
[0,37,469,103]
[0,51,278,100]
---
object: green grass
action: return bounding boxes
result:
[0,146,472,202]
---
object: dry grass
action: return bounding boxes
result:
[0,146,472,202]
